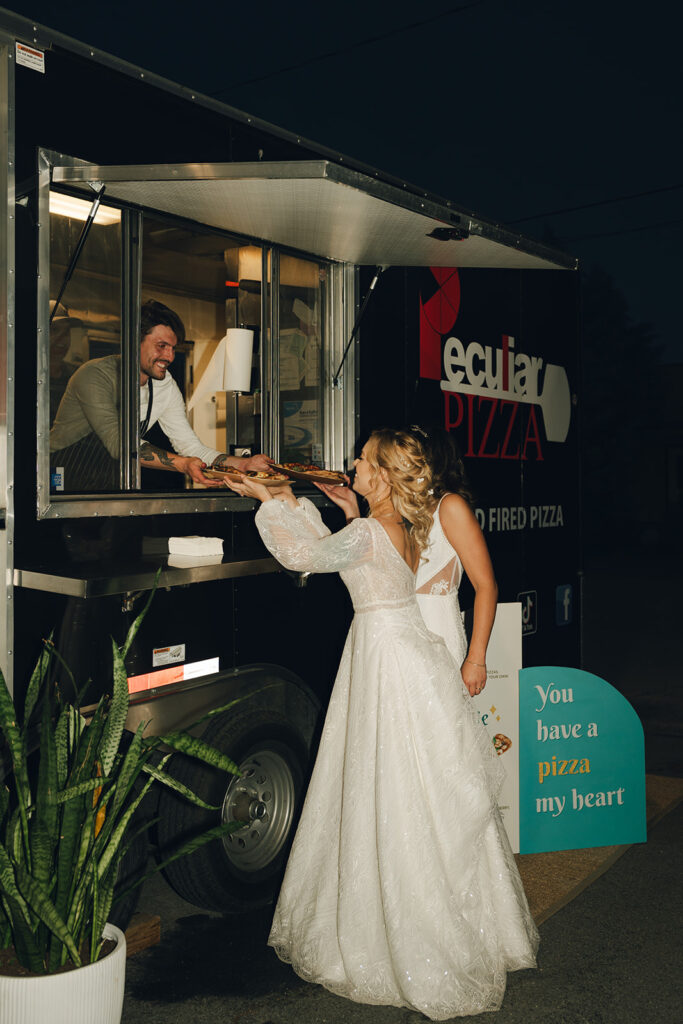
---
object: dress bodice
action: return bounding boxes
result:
[415,496,463,597]
[255,498,418,615]
[414,496,468,665]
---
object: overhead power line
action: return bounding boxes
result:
[209,1,487,94]
[564,217,683,243]
[508,183,683,224]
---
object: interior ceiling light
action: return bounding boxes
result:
[49,192,121,226]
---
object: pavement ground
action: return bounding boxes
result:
[121,549,683,1024]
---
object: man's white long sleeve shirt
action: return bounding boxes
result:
[49,354,221,465]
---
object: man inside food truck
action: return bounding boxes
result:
[49,300,271,492]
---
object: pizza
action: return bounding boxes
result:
[203,467,289,485]
[245,470,289,481]
[282,462,317,473]
[277,462,348,484]
[493,733,512,755]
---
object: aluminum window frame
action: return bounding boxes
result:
[36,150,353,519]
[1,32,16,689]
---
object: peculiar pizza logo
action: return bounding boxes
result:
[420,268,572,459]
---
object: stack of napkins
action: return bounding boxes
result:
[168,536,224,556]
[168,553,224,568]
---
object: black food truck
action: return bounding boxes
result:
[0,9,580,922]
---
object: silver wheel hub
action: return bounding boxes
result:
[221,749,295,872]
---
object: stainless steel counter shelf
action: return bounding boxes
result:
[13,556,281,599]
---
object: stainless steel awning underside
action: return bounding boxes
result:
[52,160,575,271]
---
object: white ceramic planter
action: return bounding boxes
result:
[0,922,126,1024]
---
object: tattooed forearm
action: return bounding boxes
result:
[211,453,232,469]
[139,441,177,468]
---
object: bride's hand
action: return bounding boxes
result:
[223,476,276,503]
[315,479,359,519]
[461,659,487,698]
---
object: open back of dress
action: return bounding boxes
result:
[416,498,468,666]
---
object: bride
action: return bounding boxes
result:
[225,428,538,1020]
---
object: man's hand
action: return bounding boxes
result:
[211,452,273,474]
[139,441,217,485]
[138,442,274,488]
[239,453,273,473]
[175,455,217,486]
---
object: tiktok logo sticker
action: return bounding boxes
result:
[518,590,537,636]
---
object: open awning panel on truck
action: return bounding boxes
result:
[52,160,574,271]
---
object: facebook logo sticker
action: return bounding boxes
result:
[555,585,573,626]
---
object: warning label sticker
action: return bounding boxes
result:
[152,644,186,667]
[16,42,45,73]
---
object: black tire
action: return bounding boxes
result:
[156,707,309,912]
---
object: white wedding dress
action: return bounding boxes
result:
[415,495,469,664]
[257,498,538,1020]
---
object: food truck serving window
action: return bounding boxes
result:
[37,159,349,518]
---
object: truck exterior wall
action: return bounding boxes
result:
[5,29,580,687]
[359,266,581,667]
[8,37,348,699]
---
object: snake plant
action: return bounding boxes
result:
[0,589,243,974]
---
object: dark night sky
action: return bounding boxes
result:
[4,0,681,359]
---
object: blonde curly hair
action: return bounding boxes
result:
[365,428,437,554]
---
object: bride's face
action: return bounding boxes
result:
[352,444,372,496]
[353,442,388,500]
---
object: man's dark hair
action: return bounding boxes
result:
[140,299,185,345]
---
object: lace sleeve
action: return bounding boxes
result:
[255,500,374,573]
[295,497,332,539]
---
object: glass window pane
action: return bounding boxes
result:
[279,255,325,465]
[48,193,122,494]
[140,219,262,487]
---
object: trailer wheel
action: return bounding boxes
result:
[157,708,309,912]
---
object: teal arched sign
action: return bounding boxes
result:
[519,667,646,854]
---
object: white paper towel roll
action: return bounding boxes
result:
[187,329,254,411]
[223,328,254,393]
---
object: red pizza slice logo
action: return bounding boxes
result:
[419,267,460,379]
